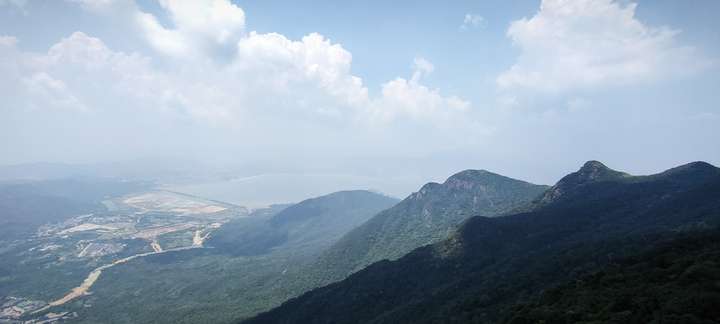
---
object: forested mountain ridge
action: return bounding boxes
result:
[245,161,720,324]
[531,160,630,207]
[209,190,399,258]
[297,169,549,289]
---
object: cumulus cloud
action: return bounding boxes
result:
[1,0,478,165]
[411,57,434,82]
[22,72,87,111]
[136,0,246,58]
[1,0,469,126]
[1,32,177,114]
[373,78,469,123]
[0,33,184,163]
[368,57,469,123]
[233,32,368,109]
[118,0,467,124]
[497,0,711,93]
[460,14,484,30]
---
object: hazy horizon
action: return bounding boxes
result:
[2,0,720,199]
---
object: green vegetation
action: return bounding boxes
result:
[0,178,150,304]
[246,161,720,324]
[68,190,399,323]
[504,230,720,324]
[299,170,548,289]
[5,162,720,324]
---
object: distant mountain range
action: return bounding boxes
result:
[246,161,720,324]
[0,178,148,240]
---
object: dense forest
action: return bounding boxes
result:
[246,161,720,323]
[504,230,720,324]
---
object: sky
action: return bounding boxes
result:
[1,0,719,189]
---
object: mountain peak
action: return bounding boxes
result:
[535,161,629,206]
[445,168,498,179]
[654,161,720,184]
[444,169,491,188]
[447,169,492,178]
[580,160,608,171]
[443,169,523,190]
[416,182,441,196]
[412,169,542,200]
[661,161,718,175]
[575,160,627,182]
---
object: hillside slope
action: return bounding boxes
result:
[209,190,399,259]
[74,190,398,323]
[303,170,548,286]
[504,230,720,324]
[246,161,720,324]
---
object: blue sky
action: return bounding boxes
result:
[0,0,719,188]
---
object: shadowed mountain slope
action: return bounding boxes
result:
[503,229,720,324]
[246,161,720,324]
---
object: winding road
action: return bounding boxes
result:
[33,231,209,315]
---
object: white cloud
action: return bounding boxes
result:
[160,0,245,44]
[11,30,465,126]
[460,13,484,30]
[370,57,469,123]
[1,36,34,110]
[233,32,368,109]
[373,78,469,123]
[497,0,711,93]
[135,12,191,57]
[22,72,87,111]
[410,57,434,83]
[128,1,468,125]
[118,0,467,124]
[0,0,479,165]
[135,0,245,58]
[0,32,177,115]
